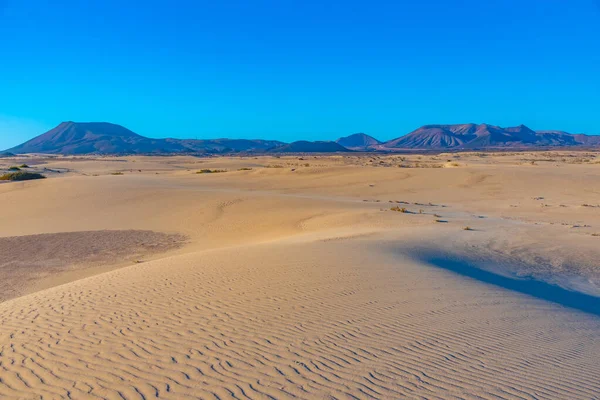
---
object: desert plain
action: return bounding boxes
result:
[0,151,599,399]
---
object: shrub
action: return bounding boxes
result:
[0,171,46,181]
[390,206,407,213]
[238,167,252,171]
[197,169,226,174]
[463,226,473,231]
[111,172,124,175]
[8,166,20,171]
[19,164,30,168]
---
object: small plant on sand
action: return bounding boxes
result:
[390,206,407,213]
[265,164,284,168]
[111,172,124,175]
[592,233,600,237]
[463,226,473,231]
[8,166,21,171]
[19,164,30,168]
[0,171,46,181]
[197,169,226,174]
[238,167,252,171]
[435,219,444,223]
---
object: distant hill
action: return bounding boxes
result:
[382,124,600,149]
[171,138,285,153]
[6,122,285,155]
[537,131,600,146]
[269,141,350,153]
[336,133,381,150]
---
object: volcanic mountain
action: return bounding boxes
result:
[6,121,599,154]
[336,133,381,151]
[7,122,185,154]
[6,122,285,155]
[382,124,600,149]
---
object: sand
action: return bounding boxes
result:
[0,152,599,399]
[0,230,187,302]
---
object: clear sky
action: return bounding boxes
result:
[1,0,599,149]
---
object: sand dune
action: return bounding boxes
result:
[0,153,599,399]
[1,237,599,399]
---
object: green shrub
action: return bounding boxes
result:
[238,167,252,171]
[8,166,20,171]
[0,171,46,181]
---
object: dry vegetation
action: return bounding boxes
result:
[0,171,46,181]
[197,169,227,173]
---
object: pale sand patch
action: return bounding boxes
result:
[0,230,186,302]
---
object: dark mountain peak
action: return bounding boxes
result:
[336,133,381,150]
[504,124,535,133]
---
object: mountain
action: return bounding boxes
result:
[269,141,350,153]
[7,122,186,155]
[336,133,381,150]
[6,121,599,155]
[6,122,285,155]
[382,124,600,149]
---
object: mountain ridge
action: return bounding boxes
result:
[380,123,600,150]
[7,122,290,155]
[5,121,600,155]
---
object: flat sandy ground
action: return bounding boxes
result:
[0,152,599,399]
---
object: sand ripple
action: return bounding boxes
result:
[0,239,598,399]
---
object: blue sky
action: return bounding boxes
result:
[1,0,599,149]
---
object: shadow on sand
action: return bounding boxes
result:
[422,256,600,317]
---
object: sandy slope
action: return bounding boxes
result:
[0,153,599,399]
